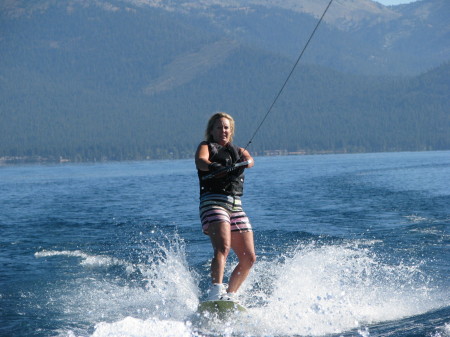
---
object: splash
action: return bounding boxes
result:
[136,235,200,321]
[91,317,198,337]
[36,233,199,335]
[237,241,443,336]
[431,323,450,337]
[38,239,445,337]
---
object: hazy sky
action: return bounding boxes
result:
[375,0,419,5]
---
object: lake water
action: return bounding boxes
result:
[1,151,449,337]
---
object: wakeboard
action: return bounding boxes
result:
[198,300,247,315]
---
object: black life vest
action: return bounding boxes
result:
[197,142,245,196]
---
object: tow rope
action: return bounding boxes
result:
[242,0,335,153]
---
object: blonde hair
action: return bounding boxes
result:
[205,112,235,143]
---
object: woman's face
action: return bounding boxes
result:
[210,117,232,146]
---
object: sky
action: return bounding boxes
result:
[375,0,419,5]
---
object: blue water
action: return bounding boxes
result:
[1,151,449,337]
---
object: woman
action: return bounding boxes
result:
[195,112,256,302]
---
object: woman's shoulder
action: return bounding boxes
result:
[198,140,209,148]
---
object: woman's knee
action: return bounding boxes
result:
[240,251,256,268]
[214,243,231,258]
[249,252,257,266]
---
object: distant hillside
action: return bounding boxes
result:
[0,0,448,163]
[1,0,449,76]
[176,0,450,75]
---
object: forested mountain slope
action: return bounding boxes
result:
[0,0,448,162]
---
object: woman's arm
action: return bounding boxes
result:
[239,148,254,168]
[195,142,211,171]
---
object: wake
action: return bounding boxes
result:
[35,238,447,337]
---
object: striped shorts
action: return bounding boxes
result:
[199,193,252,235]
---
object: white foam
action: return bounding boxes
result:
[38,240,446,337]
[137,237,200,320]
[405,214,428,223]
[36,235,199,335]
[91,317,196,337]
[35,250,136,273]
[429,323,450,337]
[237,242,444,336]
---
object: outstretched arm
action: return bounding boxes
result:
[239,148,254,168]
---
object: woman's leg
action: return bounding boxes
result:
[227,231,256,293]
[208,221,231,284]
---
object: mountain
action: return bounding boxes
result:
[1,0,449,76]
[161,0,449,75]
[0,0,448,162]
